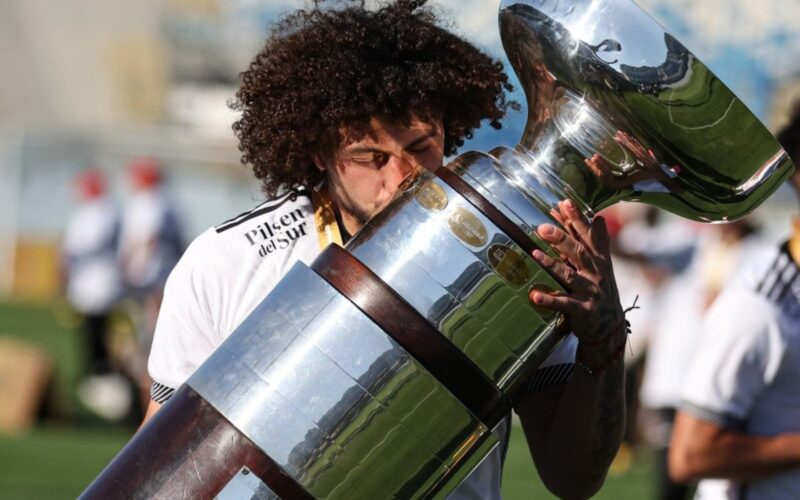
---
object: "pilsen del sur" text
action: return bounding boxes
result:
[244,208,309,257]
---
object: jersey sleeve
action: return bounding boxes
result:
[680,289,784,428]
[147,232,224,395]
[515,333,577,398]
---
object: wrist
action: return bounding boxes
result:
[576,321,629,375]
[579,315,627,346]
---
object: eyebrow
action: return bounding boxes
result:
[344,130,438,155]
[403,130,438,149]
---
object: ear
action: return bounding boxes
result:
[312,154,328,172]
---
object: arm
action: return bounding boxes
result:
[669,410,800,482]
[517,199,626,499]
[139,399,162,429]
[516,356,624,499]
[136,235,220,430]
[668,280,799,483]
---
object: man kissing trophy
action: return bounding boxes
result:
[82,0,794,498]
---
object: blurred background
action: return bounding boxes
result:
[0,0,799,498]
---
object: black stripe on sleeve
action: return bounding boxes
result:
[513,362,574,404]
[754,242,800,305]
[775,266,798,302]
[755,251,782,293]
[215,189,311,233]
[765,256,791,301]
[150,381,176,404]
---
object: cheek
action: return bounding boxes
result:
[340,166,385,201]
[421,143,445,171]
[423,153,443,171]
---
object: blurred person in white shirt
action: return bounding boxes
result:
[62,168,130,421]
[669,106,800,500]
[119,158,184,406]
[629,209,766,500]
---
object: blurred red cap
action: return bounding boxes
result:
[128,157,162,189]
[75,169,106,201]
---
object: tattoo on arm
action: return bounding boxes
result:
[590,363,625,474]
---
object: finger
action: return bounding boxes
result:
[615,130,637,148]
[548,206,567,227]
[529,289,585,317]
[556,201,581,241]
[615,130,632,142]
[542,209,572,262]
[591,154,613,176]
[585,157,604,178]
[614,131,631,149]
[532,249,595,291]
[536,222,596,272]
[559,199,599,255]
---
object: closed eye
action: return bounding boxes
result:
[347,151,389,168]
[407,143,431,154]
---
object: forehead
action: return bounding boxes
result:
[340,116,441,149]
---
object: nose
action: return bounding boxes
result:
[384,155,418,192]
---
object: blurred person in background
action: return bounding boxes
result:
[612,206,697,496]
[140,2,629,498]
[668,106,800,499]
[119,157,184,410]
[602,205,679,475]
[625,208,765,500]
[62,168,130,421]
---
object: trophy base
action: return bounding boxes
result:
[79,386,311,500]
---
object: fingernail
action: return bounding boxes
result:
[538,224,555,236]
[565,199,576,211]
[532,249,543,260]
[531,292,544,304]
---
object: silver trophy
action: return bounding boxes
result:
[82,0,794,499]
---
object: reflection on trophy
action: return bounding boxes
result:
[81,0,795,498]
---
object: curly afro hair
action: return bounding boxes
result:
[231,0,517,196]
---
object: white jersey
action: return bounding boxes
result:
[681,243,800,500]
[149,188,319,391]
[63,197,122,315]
[148,187,576,500]
[640,231,768,411]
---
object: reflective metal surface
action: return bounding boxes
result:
[349,172,565,390]
[216,467,277,500]
[499,0,794,222]
[189,263,497,499]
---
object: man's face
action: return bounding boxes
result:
[321,116,444,228]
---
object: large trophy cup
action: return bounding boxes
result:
[82,0,794,498]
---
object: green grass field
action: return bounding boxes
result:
[0,301,658,499]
